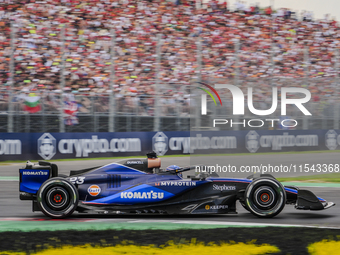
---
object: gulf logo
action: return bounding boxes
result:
[88,185,101,196]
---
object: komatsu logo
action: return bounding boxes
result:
[22,171,48,176]
[120,191,164,199]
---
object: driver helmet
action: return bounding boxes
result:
[166,165,181,171]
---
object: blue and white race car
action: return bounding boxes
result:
[19,152,335,218]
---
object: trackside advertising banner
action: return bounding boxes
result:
[0,129,339,160]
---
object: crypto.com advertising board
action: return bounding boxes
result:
[0,130,339,161]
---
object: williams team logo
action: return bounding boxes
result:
[37,133,56,160]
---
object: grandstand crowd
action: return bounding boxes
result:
[0,0,338,115]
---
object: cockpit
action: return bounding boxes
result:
[116,152,162,173]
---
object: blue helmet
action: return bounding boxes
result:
[166,165,181,171]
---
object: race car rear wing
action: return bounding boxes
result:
[19,161,59,200]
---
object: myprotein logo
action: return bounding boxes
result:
[201,84,311,116]
[155,181,196,186]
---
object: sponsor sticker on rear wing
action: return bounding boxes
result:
[19,169,50,196]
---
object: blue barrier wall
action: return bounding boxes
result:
[0,130,338,161]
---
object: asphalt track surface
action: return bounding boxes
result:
[1,154,340,228]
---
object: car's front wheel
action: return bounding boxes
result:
[244,178,286,218]
[37,177,78,219]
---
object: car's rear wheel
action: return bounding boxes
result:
[244,178,286,218]
[37,177,78,219]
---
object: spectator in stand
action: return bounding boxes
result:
[254,3,260,14]
[265,6,272,16]
[219,1,227,12]
[284,8,292,20]
[0,0,337,115]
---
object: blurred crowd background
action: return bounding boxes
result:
[0,0,339,132]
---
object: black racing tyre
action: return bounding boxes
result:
[37,177,78,219]
[244,178,286,218]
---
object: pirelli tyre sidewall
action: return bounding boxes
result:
[245,178,286,218]
[37,177,78,219]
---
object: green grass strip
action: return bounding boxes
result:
[0,176,19,181]
[0,221,283,233]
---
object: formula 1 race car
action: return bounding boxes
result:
[19,152,335,218]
